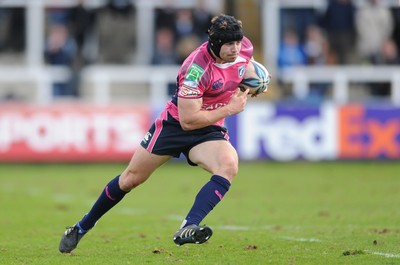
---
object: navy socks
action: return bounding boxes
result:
[78,175,127,232]
[183,175,231,227]
[76,174,231,232]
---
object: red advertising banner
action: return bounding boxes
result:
[0,104,151,162]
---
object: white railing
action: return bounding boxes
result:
[0,66,70,104]
[1,65,400,106]
[82,65,179,106]
[279,66,400,105]
[0,65,179,106]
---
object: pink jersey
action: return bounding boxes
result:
[165,37,254,127]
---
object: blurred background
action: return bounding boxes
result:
[0,0,399,162]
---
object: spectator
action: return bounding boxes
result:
[277,29,307,100]
[390,6,400,56]
[154,6,208,64]
[176,34,200,64]
[0,8,10,51]
[277,29,307,68]
[373,38,400,66]
[48,7,69,25]
[44,24,79,97]
[174,9,195,41]
[69,0,98,65]
[304,24,331,100]
[152,27,178,65]
[0,7,25,53]
[193,0,214,42]
[155,3,176,31]
[304,24,330,65]
[97,0,136,64]
[319,0,356,64]
[369,38,400,97]
[355,0,393,64]
[280,8,318,43]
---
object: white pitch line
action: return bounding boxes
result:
[262,225,299,230]
[166,215,186,221]
[218,225,250,231]
[280,236,321,242]
[115,207,146,215]
[370,252,400,258]
[211,225,301,231]
[53,193,74,202]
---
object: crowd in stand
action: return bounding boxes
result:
[0,0,400,100]
[44,0,214,98]
[278,0,400,99]
[279,0,400,67]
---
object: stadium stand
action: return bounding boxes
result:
[0,0,399,105]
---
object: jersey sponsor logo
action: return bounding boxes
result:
[185,63,204,84]
[202,102,227,110]
[238,65,246,78]
[178,85,201,98]
[212,78,223,90]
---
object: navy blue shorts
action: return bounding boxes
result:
[140,111,229,165]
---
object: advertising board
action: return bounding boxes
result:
[0,103,399,162]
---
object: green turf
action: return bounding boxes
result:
[0,161,399,265]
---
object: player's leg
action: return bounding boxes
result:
[119,146,171,190]
[59,146,171,253]
[77,146,171,231]
[189,140,238,181]
[184,140,238,225]
[173,140,238,245]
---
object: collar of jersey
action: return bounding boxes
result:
[214,55,246,68]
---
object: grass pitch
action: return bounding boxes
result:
[0,161,399,265]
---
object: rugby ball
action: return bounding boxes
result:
[239,60,270,95]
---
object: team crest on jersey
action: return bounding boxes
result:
[238,65,246,78]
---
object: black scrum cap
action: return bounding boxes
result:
[208,15,243,59]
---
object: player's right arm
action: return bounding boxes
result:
[178,88,249,131]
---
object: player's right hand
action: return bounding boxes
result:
[229,88,248,114]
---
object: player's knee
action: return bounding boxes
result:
[119,170,148,191]
[220,158,238,181]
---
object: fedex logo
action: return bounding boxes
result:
[235,103,337,161]
[339,105,400,159]
[231,103,400,161]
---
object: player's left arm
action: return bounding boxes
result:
[242,39,271,97]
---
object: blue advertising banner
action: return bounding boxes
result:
[226,103,400,161]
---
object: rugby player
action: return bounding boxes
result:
[59,14,261,253]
